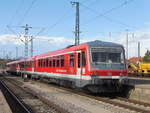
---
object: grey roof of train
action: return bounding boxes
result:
[86,40,123,47]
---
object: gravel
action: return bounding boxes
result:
[17,79,136,113]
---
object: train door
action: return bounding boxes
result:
[77,51,81,77]
[75,51,82,87]
[77,51,86,75]
[32,59,34,72]
[76,50,87,87]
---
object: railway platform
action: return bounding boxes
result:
[0,90,12,113]
[127,77,150,104]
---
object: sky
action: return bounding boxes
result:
[0,0,150,59]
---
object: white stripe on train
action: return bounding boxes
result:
[18,70,127,80]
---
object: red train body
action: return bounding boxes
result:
[6,40,128,92]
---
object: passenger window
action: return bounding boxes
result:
[49,58,52,67]
[61,55,64,67]
[70,54,74,67]
[30,61,31,67]
[56,56,60,67]
[82,52,86,66]
[40,59,42,67]
[53,59,56,67]
[43,59,46,67]
[46,58,48,67]
[38,60,40,67]
[78,53,81,68]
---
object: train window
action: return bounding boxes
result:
[78,53,81,68]
[40,59,42,67]
[43,59,45,67]
[82,52,86,66]
[44,59,46,67]
[40,60,42,67]
[41,59,43,67]
[56,60,59,67]
[53,59,56,67]
[28,62,30,67]
[61,55,64,67]
[56,56,60,67]
[70,54,74,67]
[22,63,24,68]
[49,58,52,67]
[45,59,47,67]
[45,59,46,67]
[26,62,28,67]
[38,60,40,67]
[46,58,49,67]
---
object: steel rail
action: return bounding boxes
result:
[3,77,69,113]
[0,79,32,113]
[4,75,150,113]
[38,79,150,113]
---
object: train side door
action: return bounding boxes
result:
[32,59,34,72]
[77,51,81,78]
[76,51,86,87]
[31,61,34,72]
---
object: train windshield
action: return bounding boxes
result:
[91,47,125,70]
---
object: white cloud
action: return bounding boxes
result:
[1,29,150,59]
[0,34,22,45]
[111,28,150,58]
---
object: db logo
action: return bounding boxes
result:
[107,72,112,76]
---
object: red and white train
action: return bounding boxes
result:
[6,40,128,92]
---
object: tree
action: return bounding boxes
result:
[143,50,150,62]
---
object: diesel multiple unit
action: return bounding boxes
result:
[6,40,128,92]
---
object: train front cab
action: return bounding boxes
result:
[76,43,128,93]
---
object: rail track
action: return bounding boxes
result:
[0,75,69,113]
[36,78,150,113]
[3,74,150,113]
[0,79,33,113]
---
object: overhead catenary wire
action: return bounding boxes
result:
[80,0,137,29]
[43,0,100,37]
[8,0,25,26]
[46,0,136,39]
[7,25,21,37]
[81,0,97,4]
[44,0,101,37]
[43,9,73,36]
[82,0,100,5]
[95,0,135,18]
[18,0,38,25]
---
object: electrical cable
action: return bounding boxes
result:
[43,0,100,36]
[43,10,72,36]
[18,0,38,25]
[81,0,137,29]
[8,0,25,25]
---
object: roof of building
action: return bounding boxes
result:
[128,57,143,64]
